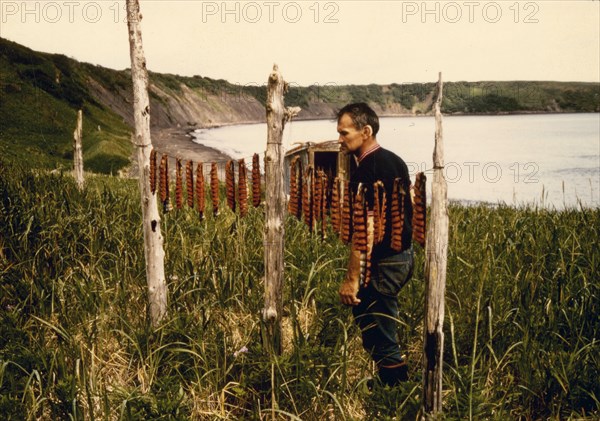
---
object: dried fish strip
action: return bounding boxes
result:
[186,160,194,208]
[373,181,387,245]
[238,159,248,217]
[352,184,371,285]
[412,172,427,248]
[175,158,183,210]
[159,153,169,207]
[252,153,261,207]
[226,160,236,212]
[390,178,405,252]
[312,169,323,228]
[330,177,341,234]
[320,172,328,239]
[210,162,219,216]
[341,180,352,244]
[302,166,314,232]
[288,156,301,218]
[196,162,205,220]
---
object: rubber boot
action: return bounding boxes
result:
[378,363,409,387]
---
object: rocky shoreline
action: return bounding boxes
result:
[151,127,231,163]
[126,127,232,177]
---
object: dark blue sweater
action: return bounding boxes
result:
[350,146,413,258]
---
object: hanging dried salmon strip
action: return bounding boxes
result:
[330,177,341,234]
[238,159,248,217]
[210,162,219,216]
[373,181,387,245]
[295,159,304,220]
[390,178,405,252]
[302,166,313,232]
[288,156,300,218]
[196,162,205,220]
[312,169,323,228]
[352,184,371,285]
[186,160,194,208]
[293,157,304,219]
[252,153,261,207]
[150,149,157,194]
[159,154,169,204]
[341,180,352,244]
[412,171,427,248]
[175,158,183,210]
[320,171,328,239]
[226,160,236,212]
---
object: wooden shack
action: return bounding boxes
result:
[284,140,357,194]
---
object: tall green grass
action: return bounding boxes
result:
[1,160,598,420]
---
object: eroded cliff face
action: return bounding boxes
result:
[85,76,267,129]
[85,76,418,130]
[147,83,267,128]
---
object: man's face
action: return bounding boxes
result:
[337,113,368,155]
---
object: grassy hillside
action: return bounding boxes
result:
[0,159,598,419]
[1,37,599,176]
[0,39,132,174]
[441,80,600,114]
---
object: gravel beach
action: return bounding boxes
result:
[151,127,231,163]
[127,127,232,177]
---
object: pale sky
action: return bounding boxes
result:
[1,0,599,86]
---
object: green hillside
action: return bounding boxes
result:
[440,80,599,114]
[0,39,132,174]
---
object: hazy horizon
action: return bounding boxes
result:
[1,1,598,86]
[2,34,599,88]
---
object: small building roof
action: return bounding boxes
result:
[285,140,339,157]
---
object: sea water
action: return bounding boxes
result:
[192,113,600,209]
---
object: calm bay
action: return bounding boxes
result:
[193,113,600,209]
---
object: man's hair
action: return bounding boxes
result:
[336,102,379,137]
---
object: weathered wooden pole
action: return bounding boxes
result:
[422,72,449,415]
[73,109,84,190]
[126,0,168,327]
[262,64,299,355]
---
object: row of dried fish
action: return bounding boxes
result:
[288,158,331,240]
[288,160,427,252]
[149,150,261,218]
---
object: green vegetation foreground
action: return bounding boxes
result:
[0,161,598,420]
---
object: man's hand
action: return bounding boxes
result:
[339,213,375,307]
[339,277,361,306]
[340,247,362,306]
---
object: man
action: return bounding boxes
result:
[337,102,414,387]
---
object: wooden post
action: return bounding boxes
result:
[262,64,299,355]
[73,109,84,190]
[126,0,168,327]
[423,72,449,415]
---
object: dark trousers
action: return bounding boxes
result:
[352,247,414,368]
